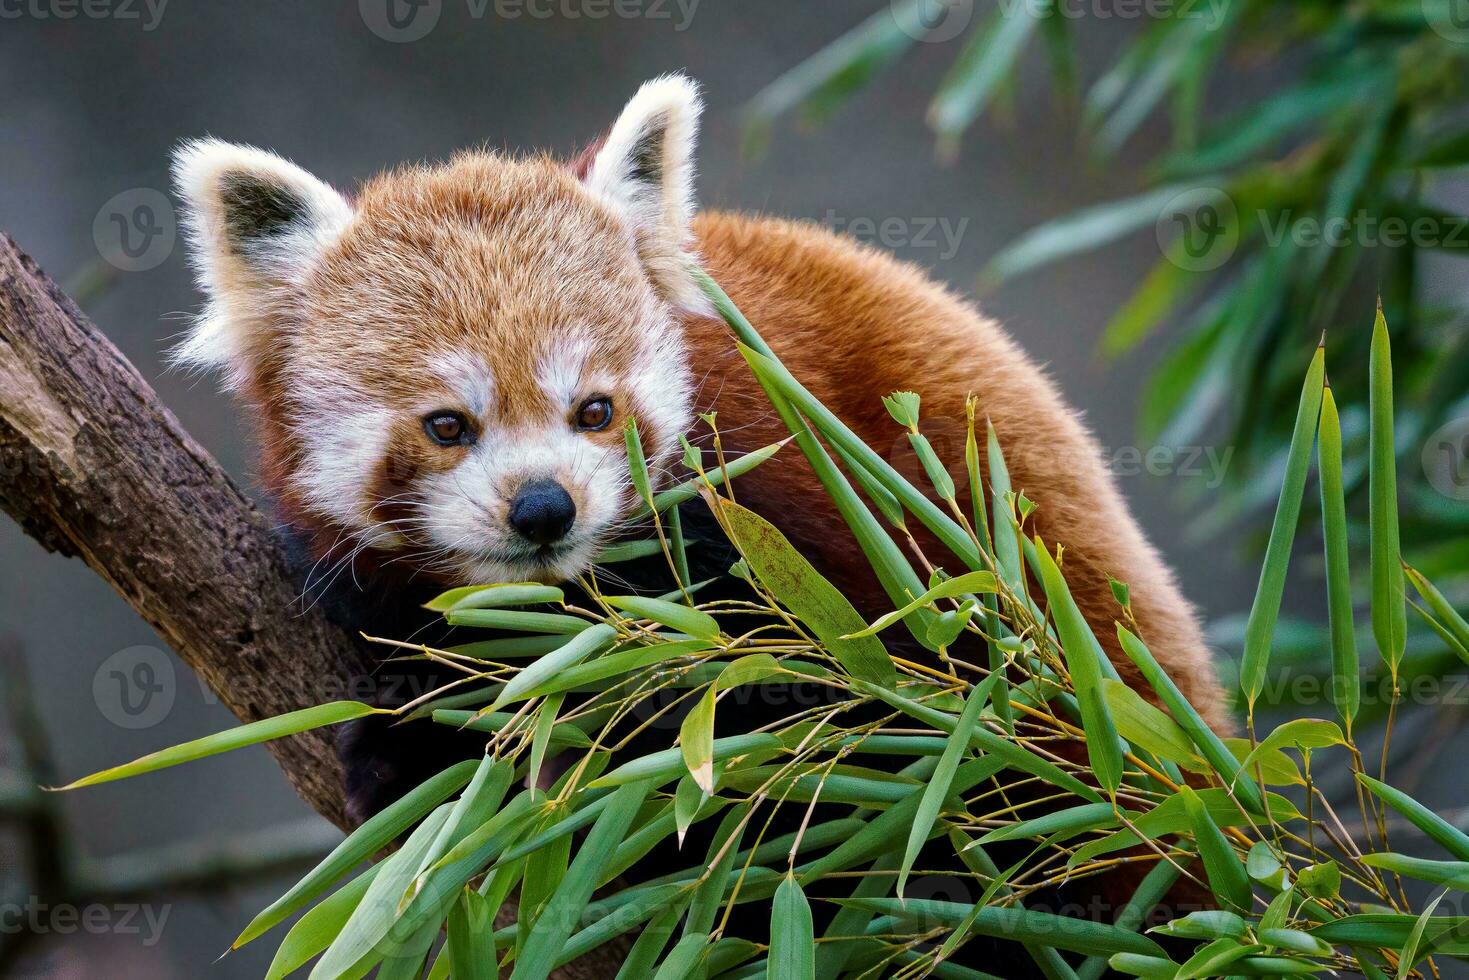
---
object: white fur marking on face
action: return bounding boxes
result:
[430,351,496,418]
[289,399,396,537]
[536,337,619,413]
[630,327,694,465]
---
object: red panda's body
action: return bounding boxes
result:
[685,211,1228,730]
[171,73,1227,846]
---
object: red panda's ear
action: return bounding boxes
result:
[170,139,354,387]
[584,74,712,315]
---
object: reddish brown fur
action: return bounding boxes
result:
[681,212,1229,732]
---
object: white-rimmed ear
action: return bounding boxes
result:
[584,74,710,314]
[171,138,353,384]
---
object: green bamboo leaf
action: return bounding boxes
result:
[982,185,1195,285]
[425,583,565,613]
[850,677,1101,803]
[1258,927,1332,957]
[605,595,720,640]
[898,672,1001,897]
[711,495,895,686]
[1318,384,1360,730]
[979,802,1122,845]
[264,866,380,980]
[628,440,786,522]
[771,873,815,980]
[1296,860,1341,901]
[1241,343,1326,709]
[1236,719,1345,778]
[446,608,592,634]
[680,686,717,795]
[595,539,670,564]
[1359,774,1469,861]
[1118,628,1261,809]
[431,711,591,748]
[589,733,783,789]
[1398,891,1448,980]
[1101,678,1206,772]
[1107,953,1179,978]
[511,780,653,980]
[489,624,618,712]
[526,693,564,790]
[652,933,709,980]
[743,0,921,140]
[837,898,1167,958]
[1035,542,1124,795]
[1369,307,1408,678]
[928,4,1040,146]
[517,639,713,699]
[1180,786,1251,911]
[1405,564,1469,656]
[237,759,479,948]
[735,343,984,571]
[310,804,454,979]
[445,890,497,980]
[1150,909,1246,940]
[695,269,937,648]
[624,416,653,504]
[685,804,748,939]
[55,701,384,791]
[1175,937,1257,979]
[1362,853,1469,889]
[845,571,999,639]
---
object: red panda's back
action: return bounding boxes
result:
[684,211,1229,733]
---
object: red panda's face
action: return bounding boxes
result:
[173,76,708,585]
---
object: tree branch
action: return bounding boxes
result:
[0,232,370,828]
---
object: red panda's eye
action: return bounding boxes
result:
[425,412,470,446]
[575,397,613,432]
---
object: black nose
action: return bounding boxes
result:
[508,479,576,546]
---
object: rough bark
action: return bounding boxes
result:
[0,232,373,829]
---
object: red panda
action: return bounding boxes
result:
[173,74,1226,832]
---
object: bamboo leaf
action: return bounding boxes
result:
[1101,678,1206,772]
[55,701,385,791]
[770,873,816,980]
[710,495,895,686]
[1318,384,1360,730]
[605,595,720,640]
[1035,541,1124,795]
[1369,307,1408,677]
[1180,786,1252,911]
[489,624,618,712]
[1241,343,1325,709]
[680,686,717,795]
[898,671,1001,897]
[510,779,653,980]
[1116,626,1264,812]
[1359,774,1469,861]
[237,759,479,948]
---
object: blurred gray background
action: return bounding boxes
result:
[0,1,1381,975]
